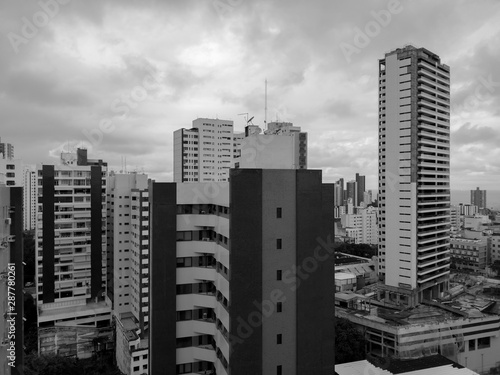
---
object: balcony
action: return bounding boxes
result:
[417,206,450,214]
[417,255,450,269]
[417,268,450,283]
[177,214,218,231]
[417,234,450,246]
[418,60,450,78]
[417,247,450,260]
[418,130,450,142]
[417,91,450,107]
[418,76,450,93]
[418,69,450,88]
[418,114,450,128]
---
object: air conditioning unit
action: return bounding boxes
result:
[4,218,11,225]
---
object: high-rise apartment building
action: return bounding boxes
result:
[334,178,344,207]
[36,149,113,358]
[149,168,335,374]
[346,180,358,206]
[23,165,37,231]
[378,45,451,306]
[173,118,235,183]
[264,121,307,169]
[471,187,487,209]
[0,138,14,160]
[174,119,308,183]
[341,206,378,245]
[355,173,366,206]
[0,159,22,187]
[107,172,150,375]
[0,185,24,375]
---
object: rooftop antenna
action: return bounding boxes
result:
[238,112,249,124]
[264,79,268,128]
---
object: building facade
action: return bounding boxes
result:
[36,149,113,358]
[471,187,487,209]
[356,173,366,206]
[0,138,14,160]
[149,169,335,375]
[450,238,488,273]
[341,206,378,245]
[0,185,24,375]
[378,45,451,306]
[107,172,150,375]
[23,165,37,231]
[173,118,235,183]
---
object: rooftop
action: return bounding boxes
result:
[336,355,478,375]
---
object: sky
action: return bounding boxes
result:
[1,0,500,191]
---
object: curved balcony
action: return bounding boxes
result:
[177,214,218,231]
[176,346,216,364]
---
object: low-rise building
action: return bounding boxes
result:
[336,281,500,374]
[450,238,488,273]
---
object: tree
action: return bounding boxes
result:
[335,242,377,258]
[492,260,500,275]
[24,292,38,354]
[23,352,125,375]
[335,317,366,364]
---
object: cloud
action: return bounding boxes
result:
[0,0,499,190]
[452,123,500,146]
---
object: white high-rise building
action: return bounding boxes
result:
[23,165,37,230]
[174,118,308,183]
[341,206,378,245]
[173,118,235,183]
[36,149,112,358]
[378,45,451,306]
[107,172,150,375]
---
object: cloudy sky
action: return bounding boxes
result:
[1,0,499,191]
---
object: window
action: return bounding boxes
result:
[277,207,282,218]
[276,239,282,249]
[478,337,490,349]
[277,302,282,313]
[469,339,475,351]
[277,334,282,344]
[277,270,282,280]
[277,365,282,375]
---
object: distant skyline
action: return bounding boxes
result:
[1,0,500,190]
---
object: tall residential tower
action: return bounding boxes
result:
[470,187,487,209]
[378,45,451,306]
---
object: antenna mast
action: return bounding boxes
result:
[264,79,268,128]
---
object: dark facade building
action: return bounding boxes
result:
[36,149,113,358]
[470,187,487,209]
[0,185,24,375]
[149,169,335,375]
[355,173,366,206]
